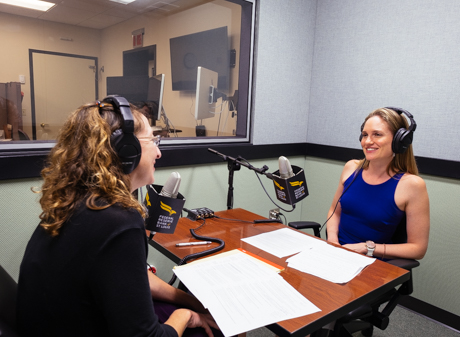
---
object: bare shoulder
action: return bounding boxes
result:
[395,174,429,211]
[400,173,427,191]
[341,160,361,182]
[344,159,361,170]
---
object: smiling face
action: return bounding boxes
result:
[360,115,394,163]
[129,114,161,192]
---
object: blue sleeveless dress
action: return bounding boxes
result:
[338,169,405,245]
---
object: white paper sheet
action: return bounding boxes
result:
[286,244,375,283]
[173,249,320,336]
[241,227,327,258]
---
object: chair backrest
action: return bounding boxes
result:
[17,129,30,140]
[0,264,18,335]
[391,215,407,244]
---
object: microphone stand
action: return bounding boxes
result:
[208,148,274,209]
[226,159,240,210]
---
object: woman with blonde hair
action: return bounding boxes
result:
[326,107,429,260]
[17,97,220,337]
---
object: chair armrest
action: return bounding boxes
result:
[387,258,420,270]
[288,221,321,238]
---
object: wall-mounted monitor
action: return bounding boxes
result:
[147,74,165,121]
[106,75,149,103]
[123,45,156,77]
[170,26,229,91]
[195,66,218,120]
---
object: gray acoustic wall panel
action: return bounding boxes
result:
[308,0,460,161]
[252,0,317,145]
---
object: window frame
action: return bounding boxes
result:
[0,0,256,160]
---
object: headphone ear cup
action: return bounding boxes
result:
[111,130,142,174]
[392,128,413,154]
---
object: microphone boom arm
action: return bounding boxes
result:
[208,148,274,210]
[208,148,274,179]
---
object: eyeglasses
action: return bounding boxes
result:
[138,135,161,147]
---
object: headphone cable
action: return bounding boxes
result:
[319,159,366,234]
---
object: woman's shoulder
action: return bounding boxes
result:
[398,173,427,194]
[341,160,361,181]
[399,172,426,186]
[75,201,144,231]
[344,159,361,169]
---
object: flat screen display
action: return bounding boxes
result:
[170,26,229,91]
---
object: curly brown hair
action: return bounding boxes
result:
[36,101,147,236]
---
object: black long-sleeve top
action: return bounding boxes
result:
[17,201,177,337]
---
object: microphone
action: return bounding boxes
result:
[144,172,185,234]
[278,156,294,179]
[159,172,181,198]
[272,156,308,205]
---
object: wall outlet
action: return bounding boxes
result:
[269,208,280,220]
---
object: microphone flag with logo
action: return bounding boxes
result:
[144,172,185,234]
[272,156,308,205]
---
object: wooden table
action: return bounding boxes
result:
[148,208,409,337]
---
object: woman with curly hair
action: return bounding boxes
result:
[16,97,220,337]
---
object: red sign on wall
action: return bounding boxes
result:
[132,28,144,48]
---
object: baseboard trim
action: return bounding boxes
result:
[399,296,460,332]
[1,142,459,181]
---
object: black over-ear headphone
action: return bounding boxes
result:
[101,95,142,174]
[359,107,417,154]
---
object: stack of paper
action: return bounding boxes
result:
[242,228,375,284]
[241,227,327,258]
[286,243,375,283]
[173,249,320,337]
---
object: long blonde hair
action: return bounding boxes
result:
[36,101,147,236]
[358,107,419,176]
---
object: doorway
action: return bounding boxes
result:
[30,50,98,140]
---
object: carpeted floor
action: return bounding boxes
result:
[246,305,460,337]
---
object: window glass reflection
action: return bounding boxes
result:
[0,0,250,145]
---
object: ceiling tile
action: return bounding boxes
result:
[0,3,43,18]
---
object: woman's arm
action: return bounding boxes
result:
[147,270,220,337]
[389,174,430,260]
[343,174,430,260]
[326,160,360,244]
[147,271,207,313]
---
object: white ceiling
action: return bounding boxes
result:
[0,0,209,29]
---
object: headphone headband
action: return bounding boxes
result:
[102,96,134,134]
[384,106,417,133]
[100,95,142,174]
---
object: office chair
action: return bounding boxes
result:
[17,129,30,140]
[0,264,19,337]
[288,217,419,337]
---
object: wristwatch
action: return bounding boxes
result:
[366,240,376,256]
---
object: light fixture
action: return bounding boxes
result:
[0,0,56,11]
[109,0,136,4]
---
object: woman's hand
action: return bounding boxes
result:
[342,242,367,255]
[187,311,220,337]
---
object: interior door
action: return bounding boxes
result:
[31,51,97,140]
